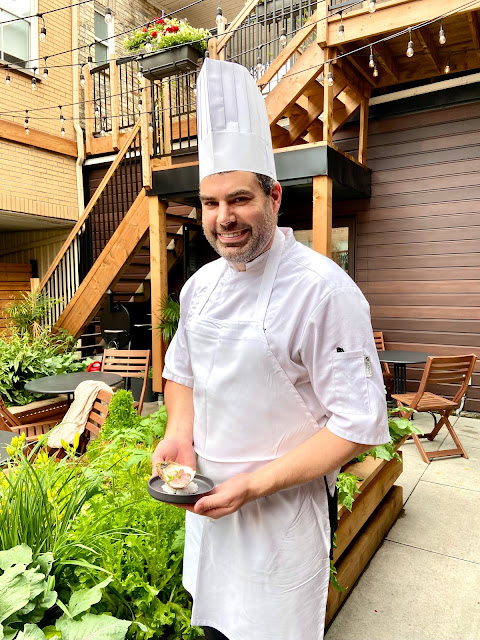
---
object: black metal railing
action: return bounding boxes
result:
[92,61,112,134]
[118,57,140,130]
[41,125,143,325]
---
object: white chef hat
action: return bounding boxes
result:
[196,58,276,182]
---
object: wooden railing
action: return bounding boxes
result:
[40,122,143,325]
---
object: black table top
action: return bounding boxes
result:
[24,371,123,395]
[377,350,431,365]
[0,430,14,465]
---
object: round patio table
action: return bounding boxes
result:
[377,350,431,394]
[25,371,123,404]
[0,430,15,465]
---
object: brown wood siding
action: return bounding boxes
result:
[334,101,480,412]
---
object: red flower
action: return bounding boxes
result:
[151,30,157,37]
[142,27,147,32]
[157,18,165,25]
[165,25,179,33]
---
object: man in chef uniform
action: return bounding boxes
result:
[152,58,389,640]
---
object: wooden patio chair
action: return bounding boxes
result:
[392,354,477,464]
[76,388,113,453]
[0,396,68,441]
[101,349,151,415]
[373,331,394,397]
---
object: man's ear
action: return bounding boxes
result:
[271,181,282,213]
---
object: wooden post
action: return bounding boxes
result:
[358,97,369,165]
[140,76,152,188]
[30,277,40,293]
[84,67,94,155]
[218,16,227,61]
[149,196,168,393]
[110,54,120,150]
[323,48,333,145]
[317,0,328,47]
[312,175,332,258]
[208,36,219,60]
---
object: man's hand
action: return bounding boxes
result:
[193,473,253,519]
[151,437,196,478]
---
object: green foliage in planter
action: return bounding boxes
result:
[123,17,210,55]
[4,291,63,337]
[156,295,180,346]
[0,327,87,406]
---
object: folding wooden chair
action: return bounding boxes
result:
[0,396,67,442]
[77,388,113,453]
[392,354,477,463]
[101,349,151,415]
[373,331,394,397]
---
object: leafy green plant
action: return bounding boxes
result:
[4,291,63,337]
[156,294,180,345]
[123,17,210,55]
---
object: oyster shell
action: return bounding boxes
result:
[156,461,196,489]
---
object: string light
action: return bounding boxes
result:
[100,118,107,135]
[444,55,450,73]
[145,35,153,53]
[439,22,446,45]
[369,45,374,68]
[138,97,143,112]
[215,6,223,27]
[256,50,263,74]
[406,29,414,57]
[39,14,47,41]
[87,46,94,70]
[137,64,143,81]
[149,120,154,133]
[59,106,66,136]
[94,102,100,116]
[373,62,378,77]
[104,1,113,24]
[5,67,11,86]
[368,0,376,13]
[279,27,287,48]
[327,71,334,86]
[31,69,37,91]
[24,111,29,134]
[80,65,86,88]
[43,58,49,80]
[338,12,345,40]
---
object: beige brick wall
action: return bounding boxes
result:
[0,140,78,221]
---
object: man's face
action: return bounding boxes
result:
[199,171,282,269]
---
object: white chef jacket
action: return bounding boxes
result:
[164,227,389,446]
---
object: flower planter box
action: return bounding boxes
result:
[325,437,408,626]
[141,44,201,80]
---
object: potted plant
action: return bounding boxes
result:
[123,17,211,80]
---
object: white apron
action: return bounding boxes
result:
[184,230,336,640]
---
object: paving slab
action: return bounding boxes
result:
[421,445,480,492]
[396,453,428,502]
[387,481,480,563]
[325,540,480,640]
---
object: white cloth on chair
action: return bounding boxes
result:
[47,380,113,449]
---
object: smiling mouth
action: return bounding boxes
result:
[217,229,249,242]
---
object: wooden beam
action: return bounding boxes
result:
[0,119,77,157]
[317,0,328,47]
[338,43,377,88]
[208,37,219,60]
[149,196,168,393]
[323,50,334,145]
[334,56,370,100]
[110,54,120,150]
[417,27,442,74]
[140,76,152,188]
[467,11,480,62]
[312,175,332,258]
[326,0,480,46]
[216,0,260,54]
[257,10,318,89]
[265,43,325,126]
[358,97,369,165]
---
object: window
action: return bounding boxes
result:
[94,5,113,65]
[0,0,36,68]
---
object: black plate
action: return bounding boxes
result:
[148,474,215,504]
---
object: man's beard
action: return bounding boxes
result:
[203,206,277,265]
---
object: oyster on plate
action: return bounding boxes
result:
[157,461,196,489]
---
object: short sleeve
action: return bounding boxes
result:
[300,287,389,445]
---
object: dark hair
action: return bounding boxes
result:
[254,173,277,196]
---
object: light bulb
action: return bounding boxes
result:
[137,67,143,81]
[215,8,223,27]
[138,98,143,112]
[43,67,48,80]
[87,55,93,70]
[39,26,46,42]
[338,22,345,40]
[5,72,10,85]
[369,52,374,68]
[149,122,154,133]
[61,126,65,137]
[439,28,446,45]
[145,36,152,53]
[373,64,378,78]
[104,7,112,24]
[406,40,414,57]
[25,125,29,134]
[24,118,29,129]
[279,28,287,48]
[327,71,334,86]
[256,57,263,74]
[94,103,100,116]
[444,62,450,73]
[101,120,107,136]
[31,76,37,91]
[368,0,376,12]
[80,72,85,88]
